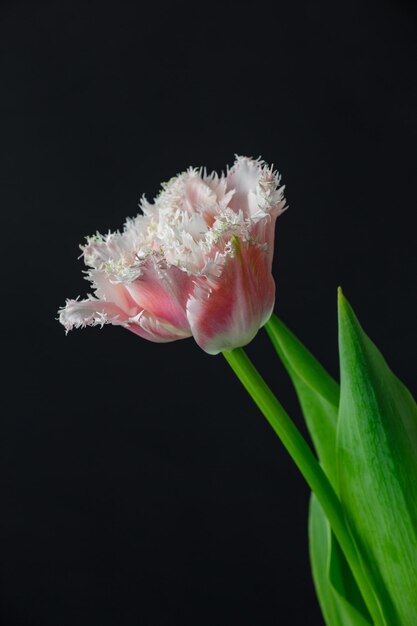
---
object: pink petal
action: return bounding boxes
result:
[127,311,192,343]
[248,213,280,272]
[89,269,140,316]
[125,259,193,332]
[186,239,275,354]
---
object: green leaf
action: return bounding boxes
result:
[265,315,339,487]
[309,494,372,626]
[337,290,417,625]
[266,314,373,623]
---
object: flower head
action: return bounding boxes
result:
[59,156,286,354]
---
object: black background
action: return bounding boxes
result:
[1,1,416,625]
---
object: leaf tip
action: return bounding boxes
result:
[337,287,355,325]
[337,286,346,306]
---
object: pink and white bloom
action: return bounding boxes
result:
[59,156,286,354]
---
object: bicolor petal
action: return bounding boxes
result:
[186,237,276,354]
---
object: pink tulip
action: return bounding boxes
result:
[59,156,286,354]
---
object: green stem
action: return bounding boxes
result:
[222,346,385,626]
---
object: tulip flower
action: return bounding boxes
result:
[59,156,286,354]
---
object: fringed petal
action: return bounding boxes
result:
[226,155,286,221]
[58,297,128,332]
